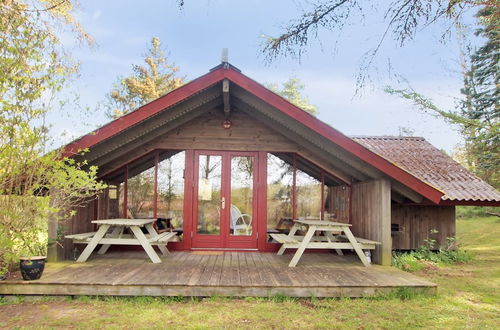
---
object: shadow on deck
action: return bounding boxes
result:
[0,251,436,297]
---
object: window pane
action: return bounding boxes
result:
[230,156,253,236]
[127,167,155,218]
[267,154,293,240]
[296,169,322,220]
[197,155,222,235]
[158,151,185,240]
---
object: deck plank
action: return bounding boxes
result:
[1,251,437,297]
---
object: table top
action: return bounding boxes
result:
[295,220,351,227]
[91,218,155,226]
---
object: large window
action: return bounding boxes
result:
[158,151,185,231]
[267,153,333,243]
[110,150,186,240]
[267,154,293,235]
[127,167,155,218]
[296,169,322,220]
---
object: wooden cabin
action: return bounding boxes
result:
[56,62,500,266]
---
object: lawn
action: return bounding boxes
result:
[0,217,498,329]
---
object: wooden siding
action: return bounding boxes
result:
[351,180,392,266]
[391,204,455,250]
[63,199,97,259]
[328,185,350,223]
[155,109,300,152]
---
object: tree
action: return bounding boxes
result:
[0,1,105,273]
[256,1,487,89]
[266,78,318,115]
[385,3,498,188]
[457,5,499,187]
[105,37,185,119]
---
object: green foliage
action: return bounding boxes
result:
[384,4,499,189]
[459,5,499,188]
[456,206,499,219]
[0,1,104,275]
[393,234,473,272]
[266,78,317,115]
[105,37,185,119]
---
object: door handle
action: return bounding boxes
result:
[221,197,225,210]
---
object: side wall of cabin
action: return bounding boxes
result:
[329,185,457,250]
[391,204,456,250]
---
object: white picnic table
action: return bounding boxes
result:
[270,219,379,267]
[66,219,177,264]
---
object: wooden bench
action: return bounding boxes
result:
[270,233,300,245]
[336,235,380,249]
[65,232,96,242]
[66,231,178,246]
[150,232,177,244]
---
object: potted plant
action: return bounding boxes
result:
[17,206,51,281]
[19,256,46,281]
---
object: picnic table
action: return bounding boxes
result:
[65,219,177,264]
[270,219,379,267]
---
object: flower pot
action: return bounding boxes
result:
[19,256,46,281]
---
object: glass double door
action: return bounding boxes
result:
[192,151,258,249]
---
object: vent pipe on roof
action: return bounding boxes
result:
[221,48,229,68]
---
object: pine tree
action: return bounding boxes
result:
[460,5,499,188]
[105,37,185,119]
[266,78,318,115]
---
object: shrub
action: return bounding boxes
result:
[393,235,473,272]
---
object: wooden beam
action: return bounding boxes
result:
[234,101,368,181]
[87,98,222,169]
[392,181,424,204]
[391,191,406,204]
[78,86,222,165]
[223,79,230,118]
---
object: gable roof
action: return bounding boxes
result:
[63,64,446,204]
[352,136,500,205]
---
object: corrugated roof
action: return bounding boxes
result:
[352,136,500,202]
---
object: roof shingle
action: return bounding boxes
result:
[351,136,500,202]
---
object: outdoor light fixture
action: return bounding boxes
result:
[222,119,232,129]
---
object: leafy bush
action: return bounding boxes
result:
[456,206,498,219]
[393,236,473,272]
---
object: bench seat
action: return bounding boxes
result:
[65,232,96,241]
[150,232,177,244]
[336,235,380,245]
[270,233,300,245]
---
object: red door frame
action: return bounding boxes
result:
[187,150,260,250]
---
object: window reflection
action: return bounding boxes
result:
[230,156,253,236]
[197,155,222,235]
[158,151,185,240]
[296,169,322,220]
[267,154,293,238]
[127,167,155,218]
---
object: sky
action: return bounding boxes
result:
[49,0,479,153]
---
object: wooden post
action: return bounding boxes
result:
[153,151,159,219]
[46,213,61,262]
[123,166,128,218]
[351,179,392,266]
[292,153,297,221]
[320,172,325,220]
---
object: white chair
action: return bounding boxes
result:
[230,204,252,235]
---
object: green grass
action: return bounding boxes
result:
[0,217,499,329]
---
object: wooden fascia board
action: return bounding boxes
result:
[63,66,443,204]
[223,69,444,204]
[62,69,226,158]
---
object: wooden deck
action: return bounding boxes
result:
[0,251,436,297]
